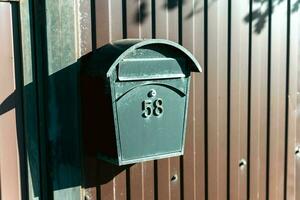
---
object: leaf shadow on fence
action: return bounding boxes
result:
[133,0,300,34]
[244,0,300,34]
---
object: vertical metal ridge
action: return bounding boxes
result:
[123,2,129,196]
[269,0,288,199]
[151,0,155,38]
[153,1,170,198]
[249,0,268,199]
[227,0,231,199]
[182,0,195,199]
[182,1,197,190]
[286,1,300,199]
[246,0,253,199]
[138,0,141,38]
[194,0,206,198]
[143,161,155,200]
[114,169,127,200]
[154,160,158,200]
[96,186,101,200]
[207,0,228,199]
[284,0,291,199]
[182,1,206,199]
[90,0,96,50]
[167,159,171,200]
[129,164,144,200]
[180,155,184,200]
[230,0,250,199]
[266,0,272,199]
[108,0,112,42]
[95,0,109,47]
[141,163,144,200]
[193,75,196,200]
[126,167,131,200]
[179,1,184,199]
[204,0,208,199]
[112,177,116,200]
[178,0,183,45]
[122,0,127,39]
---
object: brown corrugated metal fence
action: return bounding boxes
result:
[1,0,300,200]
[83,0,300,200]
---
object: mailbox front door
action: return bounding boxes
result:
[116,83,187,161]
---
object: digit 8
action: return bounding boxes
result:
[153,98,163,116]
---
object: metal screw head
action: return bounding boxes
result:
[295,146,300,158]
[239,159,247,170]
[148,89,157,97]
[171,174,178,182]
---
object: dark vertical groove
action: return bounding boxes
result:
[154,160,158,200]
[178,0,184,198]
[178,0,183,45]
[122,0,127,39]
[204,0,208,200]
[266,0,272,199]
[180,156,184,200]
[151,0,156,38]
[227,0,231,199]
[11,3,29,200]
[126,168,131,200]
[30,0,51,198]
[96,187,101,200]
[90,0,96,50]
[283,0,291,199]
[247,0,253,199]
[122,1,129,195]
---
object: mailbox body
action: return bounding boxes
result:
[80,39,201,165]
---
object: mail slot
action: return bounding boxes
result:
[80,39,202,165]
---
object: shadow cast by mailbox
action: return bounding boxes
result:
[78,49,133,186]
[32,60,128,193]
[13,62,84,197]
[0,59,120,197]
[0,46,138,199]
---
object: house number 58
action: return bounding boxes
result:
[142,98,164,118]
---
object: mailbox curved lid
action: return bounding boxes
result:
[81,39,202,78]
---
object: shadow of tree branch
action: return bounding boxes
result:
[244,0,300,34]
[133,0,300,35]
[134,0,149,23]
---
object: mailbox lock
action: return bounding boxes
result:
[148,89,157,98]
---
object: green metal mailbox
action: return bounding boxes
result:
[80,39,202,165]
